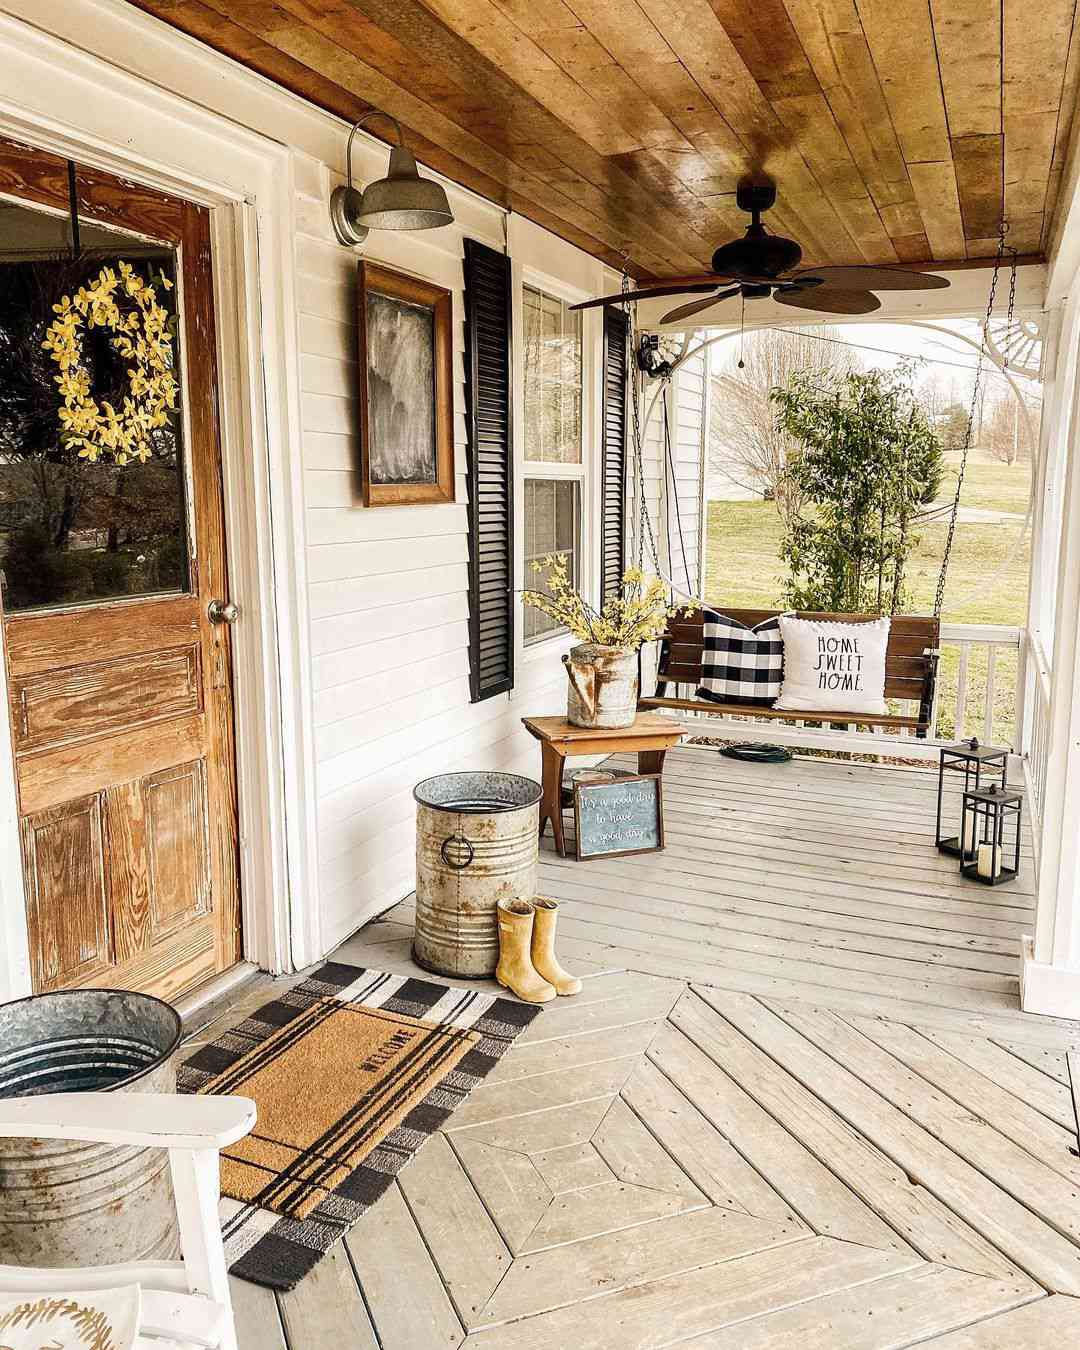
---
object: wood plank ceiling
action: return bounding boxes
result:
[124,0,1080,277]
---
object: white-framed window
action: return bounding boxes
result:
[522,283,585,644]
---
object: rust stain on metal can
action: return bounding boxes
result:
[0,989,182,1267]
[564,643,638,729]
[413,772,541,978]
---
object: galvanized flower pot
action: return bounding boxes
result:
[0,988,182,1267]
[413,771,541,977]
[563,643,638,728]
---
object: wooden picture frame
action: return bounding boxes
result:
[356,261,454,507]
[573,773,664,861]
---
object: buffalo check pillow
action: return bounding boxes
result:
[697,611,785,706]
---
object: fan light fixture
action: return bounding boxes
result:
[330,111,454,245]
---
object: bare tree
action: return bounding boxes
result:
[916,367,961,425]
[984,385,1041,465]
[708,326,857,524]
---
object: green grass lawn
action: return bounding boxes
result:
[703,459,1031,746]
[933,460,1030,514]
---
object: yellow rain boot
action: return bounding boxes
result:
[496,900,555,1004]
[530,897,582,996]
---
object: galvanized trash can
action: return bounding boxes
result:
[0,989,182,1267]
[413,771,542,977]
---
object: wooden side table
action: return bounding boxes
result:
[521,713,686,857]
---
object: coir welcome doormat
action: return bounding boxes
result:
[179,962,539,1290]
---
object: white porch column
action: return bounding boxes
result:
[1022,324,1080,1017]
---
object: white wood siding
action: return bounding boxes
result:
[294,158,603,950]
[636,340,707,599]
[0,0,626,977]
[671,344,707,597]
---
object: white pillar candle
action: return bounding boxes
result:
[961,807,977,855]
[976,842,1001,879]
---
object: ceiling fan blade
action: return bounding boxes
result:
[790,265,950,292]
[774,287,882,315]
[637,272,733,288]
[661,287,742,324]
[570,282,721,312]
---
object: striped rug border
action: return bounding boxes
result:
[179,962,539,1290]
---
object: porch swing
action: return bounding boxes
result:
[630,232,1021,739]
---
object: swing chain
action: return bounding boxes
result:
[1004,248,1018,369]
[932,224,1011,619]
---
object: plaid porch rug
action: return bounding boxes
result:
[179,961,539,1289]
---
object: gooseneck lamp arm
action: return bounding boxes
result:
[344,111,404,195]
[333,111,403,248]
[331,110,454,245]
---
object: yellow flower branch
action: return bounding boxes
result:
[523,556,695,651]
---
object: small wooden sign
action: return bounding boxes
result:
[573,773,664,861]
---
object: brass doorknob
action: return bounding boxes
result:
[208,599,239,625]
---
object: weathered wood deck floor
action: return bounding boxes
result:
[219,748,1080,1349]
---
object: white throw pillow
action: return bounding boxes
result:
[775,615,891,715]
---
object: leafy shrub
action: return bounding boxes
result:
[771,363,944,614]
[1,523,93,608]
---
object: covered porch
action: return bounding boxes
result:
[2,0,1080,1347]
[200,745,1078,1347]
[395,747,1035,1021]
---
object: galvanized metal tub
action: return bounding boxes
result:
[413,771,542,977]
[563,643,638,729]
[0,988,182,1267]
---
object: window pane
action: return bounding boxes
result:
[540,385,560,464]
[0,199,189,612]
[523,283,582,465]
[524,477,580,643]
[562,308,581,385]
[522,288,542,463]
[541,295,560,381]
[559,386,582,465]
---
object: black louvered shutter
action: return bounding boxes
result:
[600,306,629,600]
[463,238,514,702]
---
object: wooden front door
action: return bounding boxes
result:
[0,140,241,1001]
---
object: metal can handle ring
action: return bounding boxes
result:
[440,834,475,869]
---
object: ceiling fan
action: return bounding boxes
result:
[572,176,950,322]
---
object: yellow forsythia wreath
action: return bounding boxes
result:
[41,260,178,465]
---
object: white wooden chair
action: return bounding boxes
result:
[0,1091,256,1350]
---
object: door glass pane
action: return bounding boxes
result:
[0,198,189,612]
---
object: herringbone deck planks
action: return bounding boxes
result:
[224,751,1080,1349]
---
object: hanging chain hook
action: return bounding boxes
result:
[1001,222,1019,372]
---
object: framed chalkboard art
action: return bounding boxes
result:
[356,261,454,508]
[573,773,664,861]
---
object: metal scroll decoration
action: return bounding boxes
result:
[986,314,1044,381]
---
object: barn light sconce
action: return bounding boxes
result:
[330,111,454,245]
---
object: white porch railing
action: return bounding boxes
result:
[672,621,1026,764]
[930,623,1023,746]
[1024,633,1053,828]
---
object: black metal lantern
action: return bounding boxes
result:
[959,782,1023,886]
[936,737,1008,860]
